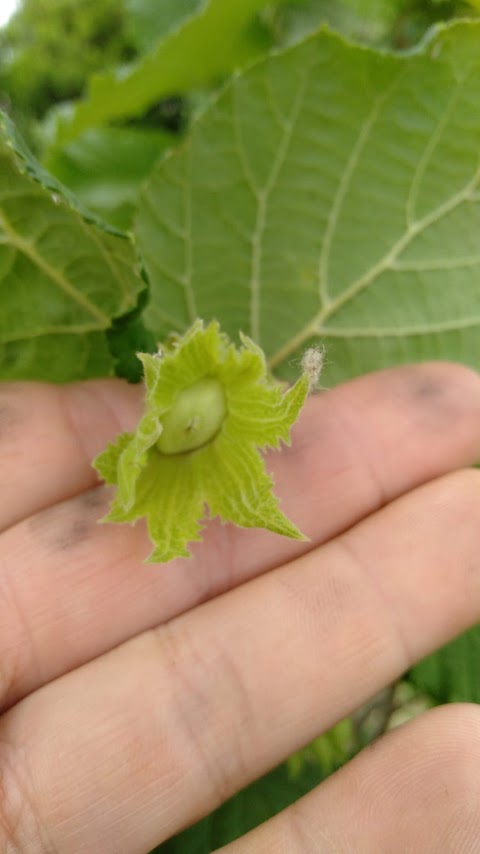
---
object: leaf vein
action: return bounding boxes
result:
[318,316,480,338]
[0,208,109,326]
[183,146,197,323]
[317,83,394,304]
[405,77,465,228]
[248,65,310,343]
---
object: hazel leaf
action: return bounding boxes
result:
[136,21,480,385]
[93,319,312,563]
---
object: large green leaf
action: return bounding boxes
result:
[56,0,286,144]
[136,20,480,384]
[0,113,144,381]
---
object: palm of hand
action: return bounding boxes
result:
[1,361,480,853]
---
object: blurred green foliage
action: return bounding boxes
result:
[271,0,476,48]
[125,0,202,52]
[1,1,477,141]
[0,0,137,120]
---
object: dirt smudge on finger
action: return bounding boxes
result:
[27,485,111,553]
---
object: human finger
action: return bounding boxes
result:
[1,469,480,852]
[218,704,480,853]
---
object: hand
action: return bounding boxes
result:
[1,361,480,853]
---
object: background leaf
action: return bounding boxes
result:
[0,112,145,381]
[410,626,480,704]
[44,126,176,230]
[125,0,204,53]
[136,20,480,385]
[273,0,398,47]
[56,0,286,144]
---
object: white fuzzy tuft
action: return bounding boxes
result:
[301,345,325,388]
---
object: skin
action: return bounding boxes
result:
[1,361,480,853]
